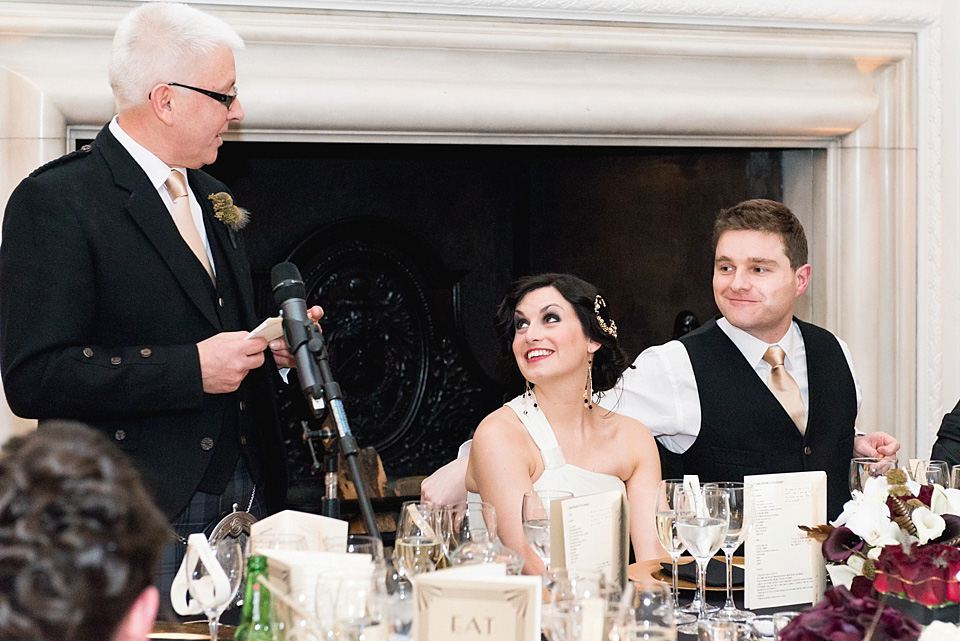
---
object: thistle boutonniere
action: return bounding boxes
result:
[208,192,250,230]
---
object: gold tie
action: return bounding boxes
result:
[762,345,807,434]
[165,170,214,283]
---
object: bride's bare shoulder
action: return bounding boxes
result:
[473,406,526,442]
[599,409,655,442]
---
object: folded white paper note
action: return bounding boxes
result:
[247,316,284,342]
[743,471,826,609]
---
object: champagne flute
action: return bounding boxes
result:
[521,489,573,571]
[392,501,442,578]
[675,486,729,632]
[654,479,696,626]
[185,536,243,641]
[705,482,753,622]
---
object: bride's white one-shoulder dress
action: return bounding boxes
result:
[468,392,625,503]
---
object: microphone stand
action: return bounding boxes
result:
[283,316,380,540]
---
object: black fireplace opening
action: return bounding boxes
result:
[82,137,784,500]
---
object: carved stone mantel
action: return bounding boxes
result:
[0,0,952,461]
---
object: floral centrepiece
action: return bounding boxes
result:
[208,192,250,230]
[778,586,922,641]
[817,468,960,611]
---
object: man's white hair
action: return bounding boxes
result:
[109,2,244,111]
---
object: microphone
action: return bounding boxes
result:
[270,263,380,537]
[271,262,324,412]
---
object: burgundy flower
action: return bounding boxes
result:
[931,513,960,544]
[778,587,921,641]
[822,526,865,562]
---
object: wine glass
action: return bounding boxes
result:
[447,501,524,574]
[705,482,753,622]
[654,479,696,626]
[333,572,384,640]
[675,486,730,632]
[926,460,950,486]
[392,501,442,578]
[849,456,897,494]
[255,532,308,552]
[543,567,606,641]
[608,581,676,641]
[326,533,385,563]
[951,465,960,489]
[185,536,243,641]
[521,489,573,571]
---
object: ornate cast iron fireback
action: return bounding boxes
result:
[279,220,499,479]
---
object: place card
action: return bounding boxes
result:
[412,565,541,641]
[264,549,374,613]
[250,508,348,552]
[743,471,826,609]
[549,489,629,587]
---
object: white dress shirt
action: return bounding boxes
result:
[600,317,861,454]
[108,117,217,277]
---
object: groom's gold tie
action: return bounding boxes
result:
[762,345,807,434]
[166,170,214,283]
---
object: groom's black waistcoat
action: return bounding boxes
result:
[677,318,857,520]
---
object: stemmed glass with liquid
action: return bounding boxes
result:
[393,501,443,578]
[521,489,573,571]
[653,479,696,627]
[185,536,243,641]
[674,485,730,633]
[705,481,754,622]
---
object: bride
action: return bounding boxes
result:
[464,273,663,575]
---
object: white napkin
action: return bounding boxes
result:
[170,533,232,616]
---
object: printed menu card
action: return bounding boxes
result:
[549,489,630,588]
[743,471,826,609]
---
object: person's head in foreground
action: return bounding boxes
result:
[494,272,629,394]
[0,421,169,641]
[712,198,812,343]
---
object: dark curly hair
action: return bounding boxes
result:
[0,421,169,641]
[494,273,628,393]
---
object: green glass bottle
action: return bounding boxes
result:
[234,555,273,641]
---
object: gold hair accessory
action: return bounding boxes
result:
[208,192,250,230]
[594,295,617,338]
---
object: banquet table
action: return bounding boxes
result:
[629,556,813,616]
[148,620,235,639]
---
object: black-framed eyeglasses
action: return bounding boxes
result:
[167,82,238,108]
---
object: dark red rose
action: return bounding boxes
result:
[849,575,874,598]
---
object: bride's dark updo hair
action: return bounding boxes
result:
[494,273,628,393]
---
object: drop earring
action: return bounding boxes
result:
[583,358,594,409]
[524,379,538,414]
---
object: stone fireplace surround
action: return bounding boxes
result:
[0,0,956,460]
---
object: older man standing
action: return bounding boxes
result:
[0,2,315,611]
